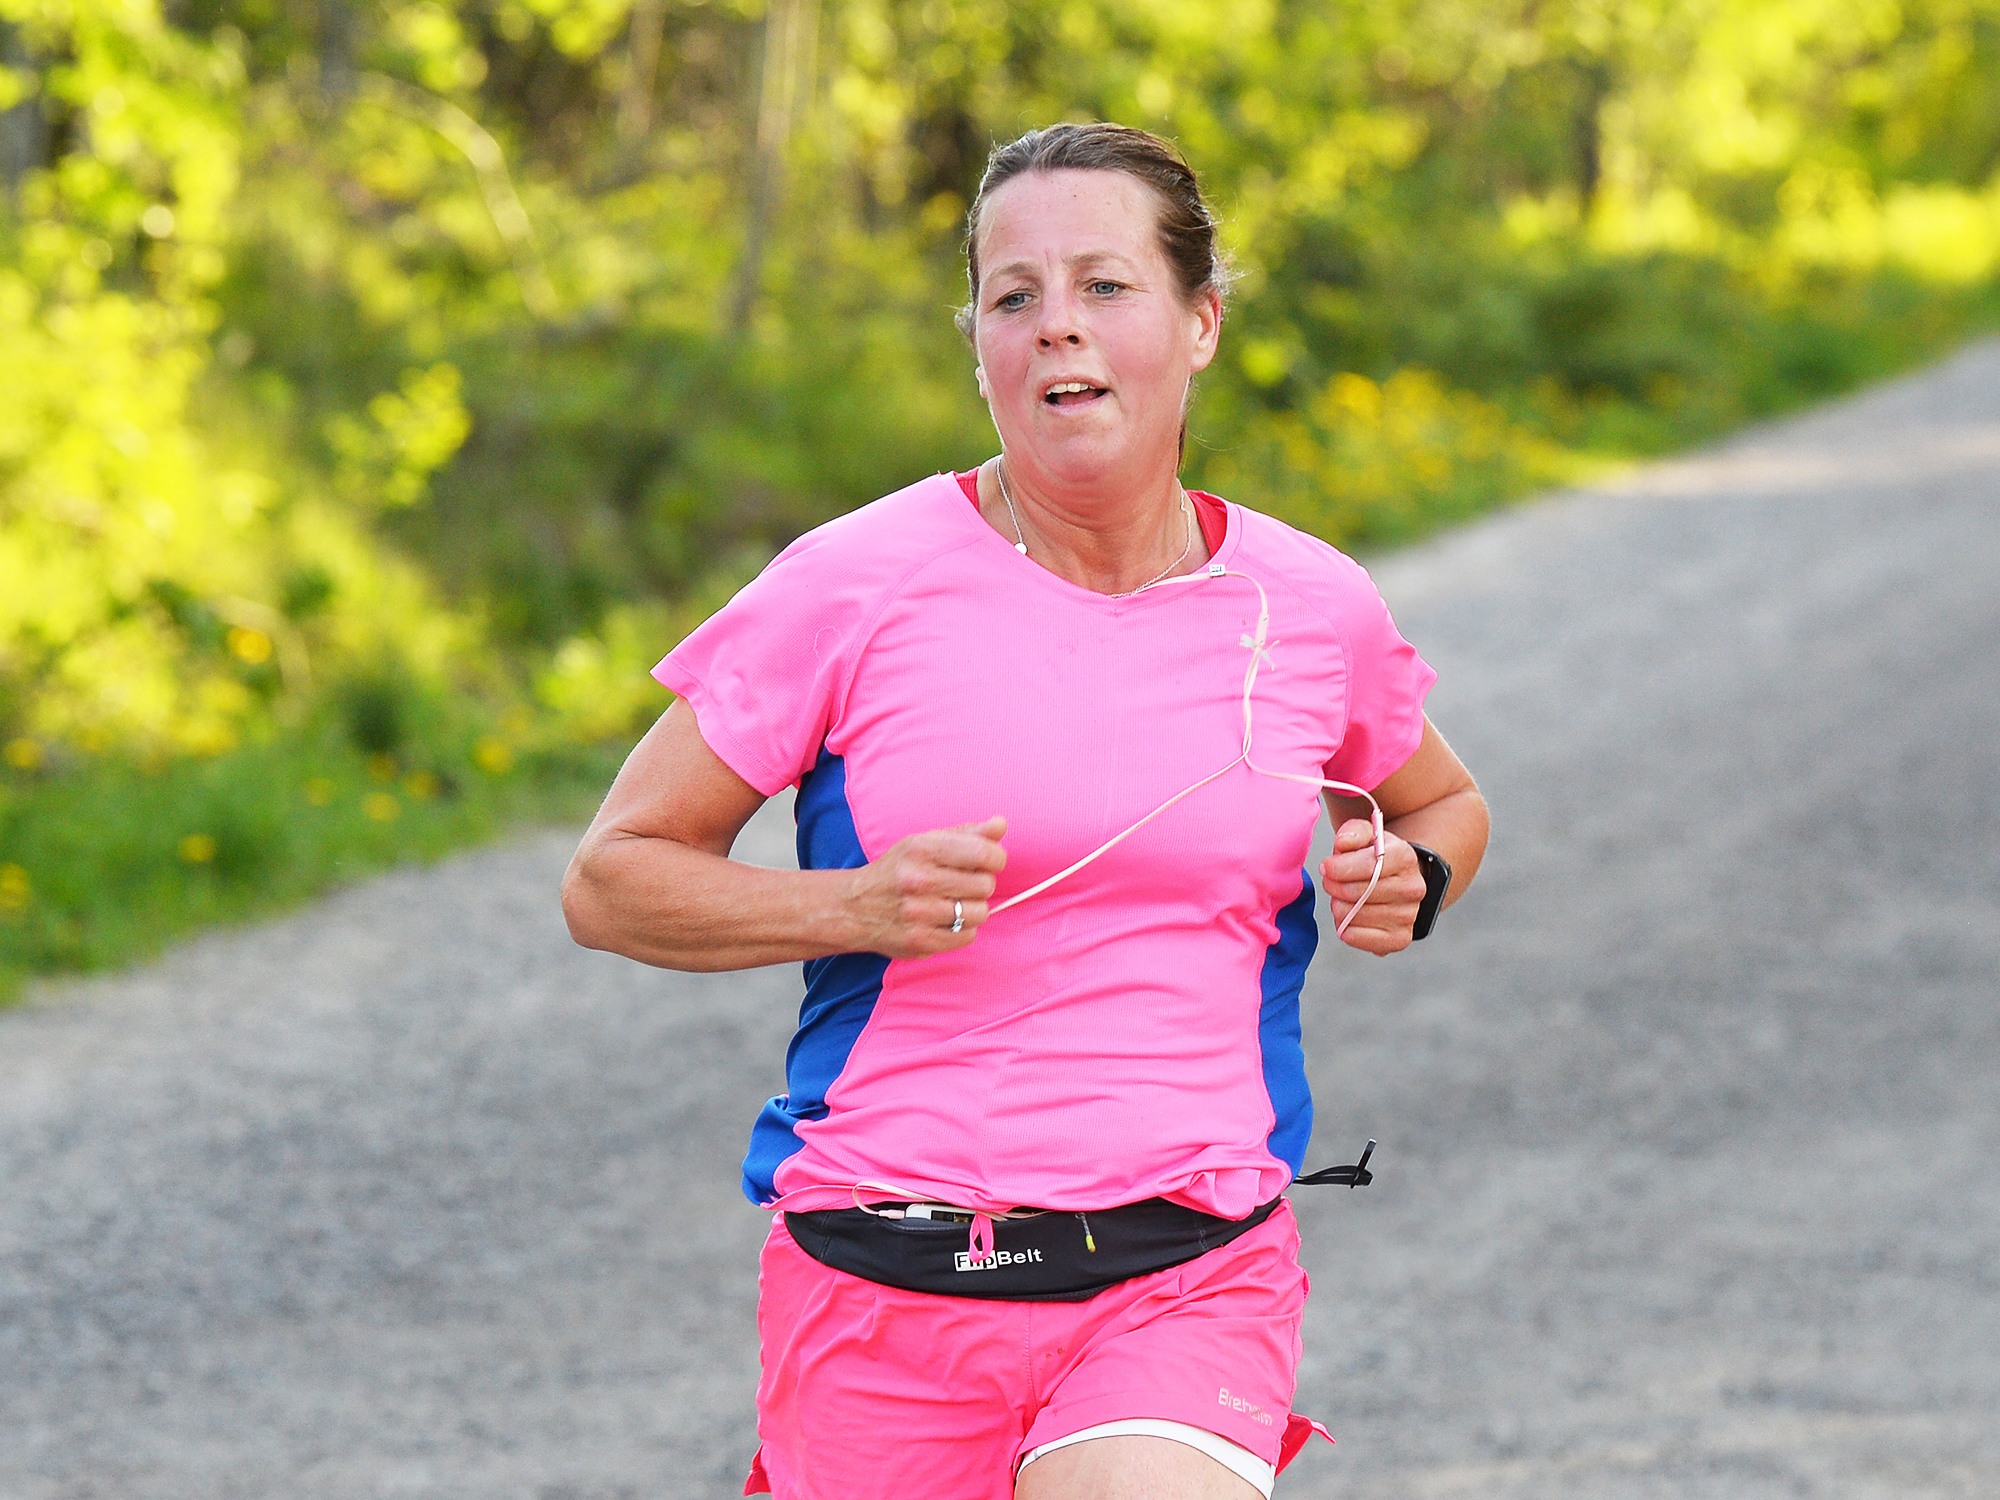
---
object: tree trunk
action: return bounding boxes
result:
[0,21,48,199]
[727,0,820,335]
[319,0,356,103]
[616,0,667,148]
[1574,59,1611,213]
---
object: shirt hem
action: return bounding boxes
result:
[1334,678,1435,795]
[652,658,796,797]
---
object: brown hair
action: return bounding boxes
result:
[955,122,1233,339]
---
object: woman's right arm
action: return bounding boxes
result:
[561,699,1007,971]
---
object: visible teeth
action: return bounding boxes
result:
[1048,382,1093,395]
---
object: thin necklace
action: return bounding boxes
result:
[995,461,1194,599]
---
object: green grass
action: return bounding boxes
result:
[0,722,627,1004]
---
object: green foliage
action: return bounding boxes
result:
[5,0,2000,988]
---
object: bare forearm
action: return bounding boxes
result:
[568,700,1007,970]
[563,832,867,971]
[1385,786,1488,908]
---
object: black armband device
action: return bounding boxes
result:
[1409,842,1452,940]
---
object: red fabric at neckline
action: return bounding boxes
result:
[954,470,1226,557]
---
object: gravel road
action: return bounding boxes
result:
[4,341,1998,1500]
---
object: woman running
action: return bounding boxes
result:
[563,122,1489,1500]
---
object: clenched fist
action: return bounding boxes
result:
[1320,818,1425,956]
[845,816,1008,958]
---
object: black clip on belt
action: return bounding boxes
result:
[1293,1138,1376,1188]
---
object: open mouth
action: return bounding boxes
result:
[1044,381,1108,408]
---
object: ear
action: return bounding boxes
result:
[975,364,989,401]
[1185,287,1224,376]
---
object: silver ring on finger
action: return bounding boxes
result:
[950,900,965,934]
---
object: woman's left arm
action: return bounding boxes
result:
[1321,716,1490,956]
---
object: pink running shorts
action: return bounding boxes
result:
[742,1200,1333,1498]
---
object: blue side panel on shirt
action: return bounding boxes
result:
[740,747,889,1206]
[1259,868,1321,1176]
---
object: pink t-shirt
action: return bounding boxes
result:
[656,471,1434,1218]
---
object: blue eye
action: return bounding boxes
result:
[997,291,1031,311]
[1090,280,1123,296]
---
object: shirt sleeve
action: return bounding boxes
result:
[1320,560,1437,794]
[652,532,871,796]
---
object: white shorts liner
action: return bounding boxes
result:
[1018,1417,1276,1496]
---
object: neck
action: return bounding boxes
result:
[982,454,1208,595]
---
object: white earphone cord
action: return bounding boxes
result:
[988,564,1387,937]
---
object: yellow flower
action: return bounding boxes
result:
[4,738,43,771]
[0,863,30,913]
[226,627,274,665]
[179,834,218,864]
[363,792,400,822]
[402,769,438,800]
[472,736,514,775]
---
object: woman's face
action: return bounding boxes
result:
[971,168,1221,492]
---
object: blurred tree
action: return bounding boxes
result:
[3,0,1999,762]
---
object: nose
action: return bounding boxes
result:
[1035,285,1085,347]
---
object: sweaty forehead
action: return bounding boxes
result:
[974,168,1168,277]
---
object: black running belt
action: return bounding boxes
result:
[782,1142,1378,1302]
[784,1195,1285,1302]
